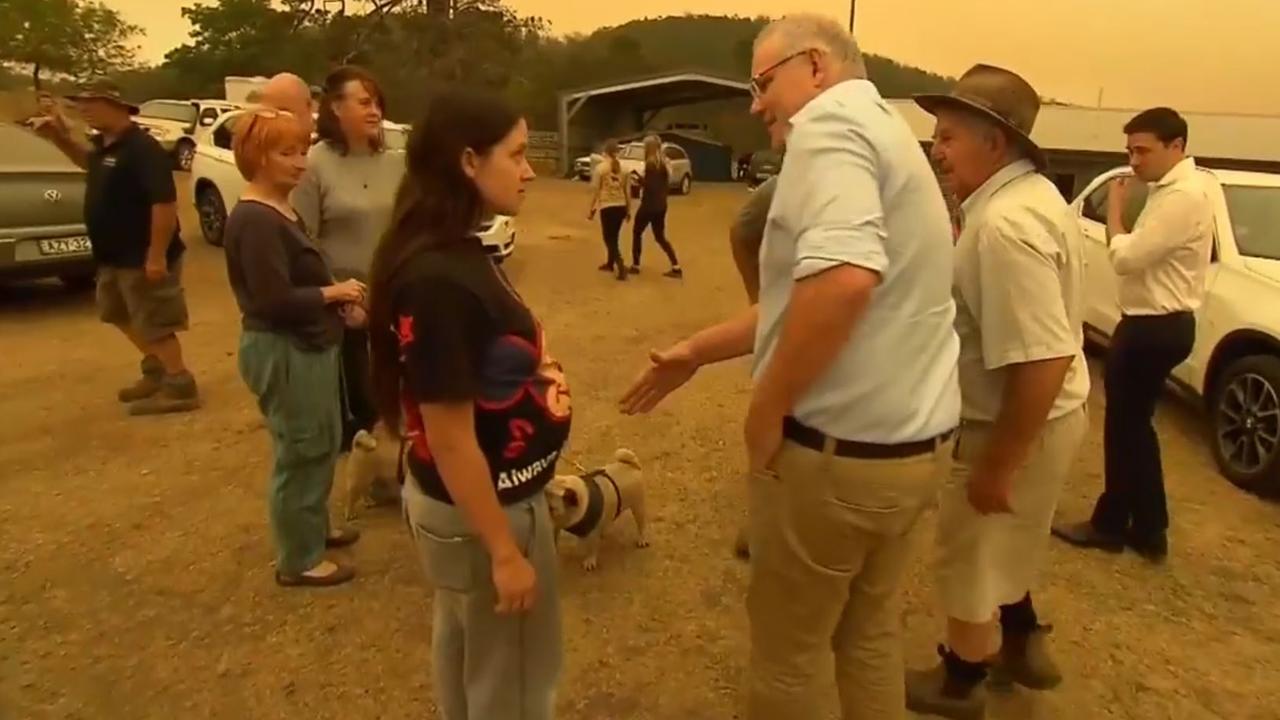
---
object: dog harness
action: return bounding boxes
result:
[564,469,624,538]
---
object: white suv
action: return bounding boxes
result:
[573,141,695,195]
[1075,166,1280,495]
[135,99,240,171]
[190,110,515,261]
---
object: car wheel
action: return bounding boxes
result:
[679,173,692,195]
[1209,354,1280,497]
[197,185,228,247]
[59,272,96,292]
[175,140,195,172]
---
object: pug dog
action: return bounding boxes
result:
[342,423,406,521]
[545,449,649,571]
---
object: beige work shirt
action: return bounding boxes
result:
[953,160,1091,423]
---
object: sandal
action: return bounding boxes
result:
[276,561,356,588]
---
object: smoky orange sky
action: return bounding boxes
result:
[106,0,1280,115]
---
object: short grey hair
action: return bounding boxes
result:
[755,14,867,78]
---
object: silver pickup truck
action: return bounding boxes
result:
[0,122,94,290]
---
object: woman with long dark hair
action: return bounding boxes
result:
[586,139,631,281]
[293,65,403,503]
[367,88,570,720]
[629,134,682,278]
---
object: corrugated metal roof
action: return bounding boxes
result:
[888,99,1280,163]
[561,69,750,102]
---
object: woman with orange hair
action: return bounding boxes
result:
[223,109,367,587]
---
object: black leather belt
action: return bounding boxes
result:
[782,416,954,460]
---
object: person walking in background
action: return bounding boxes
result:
[1053,108,1213,563]
[587,139,631,281]
[622,15,960,720]
[223,109,367,587]
[367,87,569,720]
[32,80,199,416]
[292,66,404,489]
[629,134,682,278]
[904,65,1090,719]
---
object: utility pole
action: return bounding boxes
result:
[848,0,857,33]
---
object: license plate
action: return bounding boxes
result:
[38,236,91,256]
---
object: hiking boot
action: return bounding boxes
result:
[128,371,200,416]
[989,625,1063,691]
[905,648,988,720]
[117,355,164,402]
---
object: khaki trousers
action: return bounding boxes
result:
[746,437,952,720]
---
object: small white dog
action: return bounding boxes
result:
[341,424,405,521]
[544,449,649,571]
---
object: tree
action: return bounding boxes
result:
[0,0,140,89]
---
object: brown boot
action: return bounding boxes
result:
[128,371,200,416]
[905,647,988,720]
[989,625,1063,691]
[117,355,164,402]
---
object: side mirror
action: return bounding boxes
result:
[199,116,215,127]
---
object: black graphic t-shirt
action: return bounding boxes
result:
[395,242,572,506]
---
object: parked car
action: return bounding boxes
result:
[0,123,94,290]
[573,142,694,194]
[135,99,240,172]
[190,111,516,261]
[1075,165,1280,495]
[747,149,782,189]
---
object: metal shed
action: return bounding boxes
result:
[557,70,752,176]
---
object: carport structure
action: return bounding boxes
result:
[557,69,752,175]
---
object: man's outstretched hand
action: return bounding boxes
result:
[619,341,698,415]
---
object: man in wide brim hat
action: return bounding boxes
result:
[66,79,140,115]
[914,63,1047,171]
[903,62,1091,720]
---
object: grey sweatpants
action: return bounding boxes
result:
[402,477,562,720]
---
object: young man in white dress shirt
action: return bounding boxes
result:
[903,65,1090,720]
[621,15,960,720]
[1053,108,1213,563]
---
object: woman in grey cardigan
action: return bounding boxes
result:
[291,66,404,483]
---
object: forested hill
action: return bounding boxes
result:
[577,15,952,97]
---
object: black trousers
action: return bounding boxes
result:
[599,206,627,269]
[339,327,377,453]
[1091,312,1195,539]
[631,206,678,267]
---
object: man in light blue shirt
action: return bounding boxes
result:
[620,14,959,720]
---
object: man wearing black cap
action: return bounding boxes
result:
[904,65,1090,719]
[34,80,198,415]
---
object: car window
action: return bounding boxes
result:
[2,123,81,169]
[1080,177,1148,232]
[138,101,197,124]
[619,145,645,160]
[1223,185,1280,261]
[384,126,407,151]
[212,115,240,150]
[664,146,686,161]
